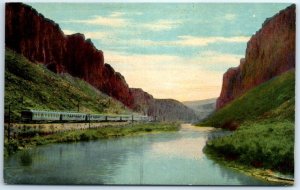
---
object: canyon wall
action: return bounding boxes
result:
[5,3,134,107]
[217,4,295,109]
[131,88,198,122]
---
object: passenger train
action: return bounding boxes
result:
[21,109,151,123]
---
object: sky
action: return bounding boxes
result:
[28,3,291,102]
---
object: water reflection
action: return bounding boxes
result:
[4,124,270,185]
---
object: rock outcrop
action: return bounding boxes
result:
[131,88,198,122]
[217,4,295,109]
[5,3,133,107]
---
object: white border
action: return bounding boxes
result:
[0,0,298,190]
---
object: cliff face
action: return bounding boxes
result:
[217,4,295,109]
[131,88,198,122]
[5,3,133,107]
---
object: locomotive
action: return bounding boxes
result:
[21,109,151,123]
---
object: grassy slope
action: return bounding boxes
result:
[199,70,295,173]
[5,49,129,121]
[199,70,295,127]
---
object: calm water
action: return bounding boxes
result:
[4,124,271,185]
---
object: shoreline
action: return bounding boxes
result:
[204,147,294,185]
[4,122,180,157]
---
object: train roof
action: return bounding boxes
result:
[22,109,149,117]
[22,109,86,115]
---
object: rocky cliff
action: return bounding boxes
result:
[217,4,295,109]
[131,88,198,122]
[5,3,134,107]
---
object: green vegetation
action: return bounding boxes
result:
[4,122,180,156]
[198,70,295,174]
[205,121,294,173]
[5,48,128,122]
[199,70,295,128]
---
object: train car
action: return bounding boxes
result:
[120,115,132,121]
[88,114,107,121]
[140,116,149,122]
[106,115,122,121]
[61,112,87,121]
[132,115,142,121]
[21,109,151,123]
[21,109,61,121]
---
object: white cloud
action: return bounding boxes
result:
[174,35,250,46]
[62,29,76,35]
[83,31,113,40]
[105,50,242,101]
[67,15,129,27]
[62,29,113,41]
[121,35,250,48]
[110,11,125,17]
[141,19,182,31]
[224,13,236,21]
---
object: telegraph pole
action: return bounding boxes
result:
[77,100,80,112]
[8,104,11,141]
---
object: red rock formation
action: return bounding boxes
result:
[5,3,133,107]
[217,4,295,109]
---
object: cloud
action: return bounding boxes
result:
[62,29,113,40]
[141,19,182,31]
[224,13,236,21]
[122,35,250,48]
[62,29,76,35]
[66,14,129,27]
[110,11,125,17]
[105,50,242,101]
[174,35,250,46]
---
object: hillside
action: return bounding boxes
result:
[131,88,198,122]
[183,98,216,121]
[200,70,295,128]
[200,70,295,173]
[199,4,295,175]
[217,4,295,109]
[5,49,129,122]
[5,3,134,107]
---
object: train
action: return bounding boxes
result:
[21,109,152,123]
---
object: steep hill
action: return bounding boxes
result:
[131,88,198,122]
[217,4,295,109]
[5,3,134,107]
[201,70,295,173]
[200,70,295,128]
[183,98,216,120]
[5,49,129,121]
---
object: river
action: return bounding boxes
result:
[4,124,271,185]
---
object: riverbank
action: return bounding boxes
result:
[4,122,180,157]
[197,120,294,185]
[204,146,294,185]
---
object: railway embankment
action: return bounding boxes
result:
[4,122,180,157]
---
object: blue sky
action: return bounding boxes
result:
[29,3,291,101]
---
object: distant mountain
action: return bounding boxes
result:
[183,98,216,121]
[131,88,198,122]
[217,4,295,109]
